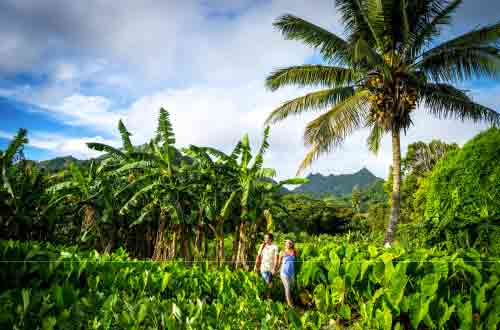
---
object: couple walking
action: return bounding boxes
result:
[253,233,296,307]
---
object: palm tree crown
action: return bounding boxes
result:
[265,0,500,243]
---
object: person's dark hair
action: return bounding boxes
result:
[265,233,273,241]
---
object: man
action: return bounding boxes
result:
[254,233,279,291]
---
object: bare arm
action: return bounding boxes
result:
[272,249,279,274]
[253,243,265,271]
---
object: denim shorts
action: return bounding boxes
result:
[261,271,273,284]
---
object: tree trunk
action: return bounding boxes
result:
[231,218,240,266]
[194,209,203,260]
[153,215,169,261]
[103,224,115,255]
[82,204,96,234]
[248,220,259,263]
[168,224,179,260]
[216,219,225,266]
[235,209,249,269]
[385,129,402,246]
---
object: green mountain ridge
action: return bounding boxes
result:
[292,167,384,196]
[35,153,383,199]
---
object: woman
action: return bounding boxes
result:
[278,239,296,307]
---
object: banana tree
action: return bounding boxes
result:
[112,108,193,260]
[184,145,240,265]
[0,129,51,240]
[218,127,279,269]
[47,161,116,252]
[0,128,28,201]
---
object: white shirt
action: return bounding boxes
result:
[260,243,278,272]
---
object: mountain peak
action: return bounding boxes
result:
[294,168,382,196]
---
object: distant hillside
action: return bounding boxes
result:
[35,144,187,172]
[37,156,88,171]
[292,168,383,196]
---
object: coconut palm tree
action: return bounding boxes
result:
[264,0,500,244]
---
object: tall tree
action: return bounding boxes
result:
[264,0,500,245]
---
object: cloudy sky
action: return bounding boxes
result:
[1,0,499,180]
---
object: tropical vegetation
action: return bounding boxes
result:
[1,0,500,329]
[264,0,500,244]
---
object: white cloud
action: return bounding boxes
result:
[0,129,119,159]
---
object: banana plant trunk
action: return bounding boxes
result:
[385,128,402,246]
[231,218,240,266]
[216,219,225,266]
[194,209,204,260]
[235,208,249,269]
[168,224,180,260]
[153,214,169,261]
[248,219,259,263]
[82,204,96,234]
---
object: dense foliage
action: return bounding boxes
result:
[295,237,500,330]
[0,240,325,330]
[2,236,499,329]
[420,128,500,255]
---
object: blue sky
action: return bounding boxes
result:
[1,0,499,179]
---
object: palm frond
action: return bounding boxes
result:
[419,83,500,125]
[273,14,351,64]
[367,121,384,154]
[265,87,355,125]
[336,0,374,44]
[410,0,463,56]
[265,65,359,91]
[417,46,500,82]
[304,90,371,148]
[297,143,322,175]
[429,21,500,50]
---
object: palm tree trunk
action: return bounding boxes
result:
[385,128,402,246]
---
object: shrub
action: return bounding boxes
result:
[421,128,500,255]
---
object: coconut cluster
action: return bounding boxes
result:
[366,76,417,127]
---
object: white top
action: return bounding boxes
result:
[260,243,278,272]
